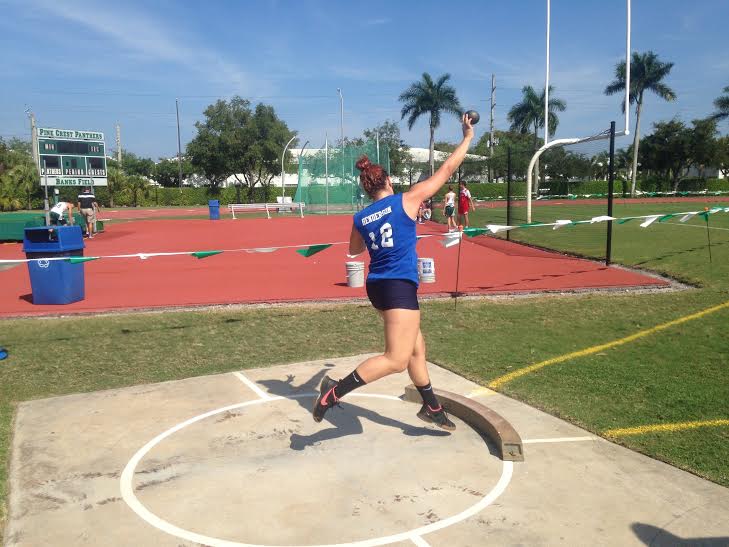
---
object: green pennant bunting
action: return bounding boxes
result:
[296,244,332,257]
[617,217,634,224]
[463,227,488,237]
[67,256,100,264]
[698,211,710,220]
[192,251,223,259]
[658,214,675,223]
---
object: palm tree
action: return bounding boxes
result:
[107,165,126,208]
[713,86,729,122]
[399,73,462,175]
[605,51,676,197]
[9,160,38,209]
[507,85,566,189]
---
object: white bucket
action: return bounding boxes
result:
[345,261,365,288]
[418,257,436,283]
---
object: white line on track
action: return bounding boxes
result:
[522,436,596,444]
[120,393,513,547]
[666,222,729,232]
[409,535,431,547]
[232,371,272,400]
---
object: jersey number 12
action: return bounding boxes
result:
[368,222,394,250]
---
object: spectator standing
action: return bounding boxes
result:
[77,187,99,238]
[443,185,457,232]
[457,181,475,228]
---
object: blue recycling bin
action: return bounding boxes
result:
[23,226,86,305]
[208,199,220,220]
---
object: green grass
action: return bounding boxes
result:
[1,199,729,532]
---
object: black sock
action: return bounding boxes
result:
[334,370,366,399]
[416,383,442,410]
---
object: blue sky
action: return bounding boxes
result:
[1,0,728,159]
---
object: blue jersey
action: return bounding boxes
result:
[353,193,418,285]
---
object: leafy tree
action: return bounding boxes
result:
[639,120,691,191]
[716,136,729,178]
[399,72,462,176]
[124,174,148,207]
[473,130,535,181]
[154,158,193,187]
[605,51,676,196]
[9,160,39,209]
[120,151,155,178]
[507,85,566,190]
[362,120,410,177]
[0,138,38,210]
[689,118,719,179]
[187,97,296,201]
[712,86,729,123]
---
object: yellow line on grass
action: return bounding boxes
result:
[604,419,729,437]
[486,299,729,390]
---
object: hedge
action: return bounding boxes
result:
[17,177,729,211]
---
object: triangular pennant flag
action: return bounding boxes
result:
[486,224,517,234]
[192,250,223,259]
[640,215,661,228]
[617,217,636,224]
[590,215,616,224]
[709,206,723,214]
[440,234,462,248]
[553,220,573,230]
[679,212,698,223]
[658,214,675,223]
[463,227,488,237]
[247,247,277,253]
[67,256,100,264]
[296,244,332,257]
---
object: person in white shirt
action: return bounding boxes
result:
[443,185,457,232]
[49,201,74,226]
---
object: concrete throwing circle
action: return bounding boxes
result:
[120,393,512,547]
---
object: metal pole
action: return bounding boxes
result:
[544,0,551,146]
[175,99,183,191]
[282,135,297,200]
[29,111,39,170]
[625,0,631,136]
[606,121,616,266]
[43,160,50,225]
[337,88,344,147]
[506,147,512,241]
[489,74,495,182]
[116,123,122,165]
[376,131,380,164]
[325,134,329,215]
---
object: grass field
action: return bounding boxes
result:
[1,199,729,532]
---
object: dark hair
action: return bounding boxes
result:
[355,155,388,198]
[448,185,453,191]
[459,180,467,186]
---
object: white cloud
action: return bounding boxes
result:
[26,0,267,94]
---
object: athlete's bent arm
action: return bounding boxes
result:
[348,223,366,256]
[403,115,474,218]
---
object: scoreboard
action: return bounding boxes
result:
[37,127,108,186]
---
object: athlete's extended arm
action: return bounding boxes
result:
[403,115,474,218]
[348,223,366,256]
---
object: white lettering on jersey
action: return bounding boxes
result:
[361,206,392,226]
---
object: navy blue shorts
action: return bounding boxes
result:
[366,279,419,311]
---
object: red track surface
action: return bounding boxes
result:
[0,216,668,317]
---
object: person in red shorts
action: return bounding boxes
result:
[457,181,475,228]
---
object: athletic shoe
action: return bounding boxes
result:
[312,375,339,422]
[417,404,456,431]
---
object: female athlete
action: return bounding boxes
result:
[312,114,475,430]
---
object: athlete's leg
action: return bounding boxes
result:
[356,308,420,383]
[407,329,429,386]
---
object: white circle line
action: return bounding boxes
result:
[120,393,512,547]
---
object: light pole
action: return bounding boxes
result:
[281,135,297,199]
[337,88,344,147]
